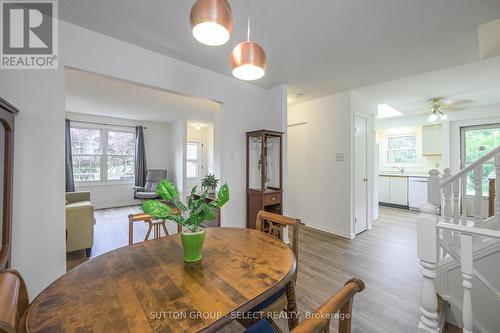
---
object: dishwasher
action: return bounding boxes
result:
[408,177,428,211]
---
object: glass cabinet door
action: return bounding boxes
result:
[248,134,262,190]
[264,135,281,190]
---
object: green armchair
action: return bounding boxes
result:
[66,191,95,257]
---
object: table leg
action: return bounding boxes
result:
[161,221,169,236]
[128,216,134,245]
[145,221,153,241]
[286,281,299,329]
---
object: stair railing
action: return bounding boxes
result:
[417,145,500,333]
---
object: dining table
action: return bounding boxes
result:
[24,227,297,333]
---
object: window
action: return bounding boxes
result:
[461,124,500,196]
[186,141,201,178]
[386,135,417,164]
[71,125,135,183]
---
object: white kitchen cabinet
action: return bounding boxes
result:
[389,177,408,205]
[422,125,442,155]
[378,176,391,203]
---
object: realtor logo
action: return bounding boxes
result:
[1,0,58,69]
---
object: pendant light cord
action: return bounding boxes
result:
[247,0,251,41]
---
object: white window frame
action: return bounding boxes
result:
[71,123,136,186]
[186,139,203,179]
[379,128,422,168]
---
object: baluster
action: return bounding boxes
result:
[452,178,460,247]
[442,169,452,256]
[460,233,473,333]
[473,165,483,226]
[496,153,500,226]
[417,203,439,333]
[461,174,468,226]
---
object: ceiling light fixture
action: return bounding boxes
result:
[427,98,447,122]
[195,124,202,130]
[230,0,267,80]
[190,0,233,46]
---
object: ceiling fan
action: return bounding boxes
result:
[426,97,475,122]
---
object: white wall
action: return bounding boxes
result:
[169,119,187,198]
[287,91,376,238]
[66,112,171,209]
[0,21,286,298]
[0,70,67,297]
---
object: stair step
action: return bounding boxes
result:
[444,322,462,333]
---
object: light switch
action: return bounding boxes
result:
[336,153,344,161]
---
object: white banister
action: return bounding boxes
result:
[473,165,483,226]
[440,145,500,188]
[442,169,452,257]
[452,178,460,225]
[460,233,473,333]
[461,174,468,226]
[417,203,439,333]
[496,153,500,225]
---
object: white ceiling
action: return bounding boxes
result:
[59,0,500,103]
[65,69,219,123]
[357,55,500,115]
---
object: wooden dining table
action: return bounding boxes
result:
[24,228,297,333]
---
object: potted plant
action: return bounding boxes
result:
[141,179,229,262]
[201,174,220,193]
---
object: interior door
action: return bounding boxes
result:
[185,140,203,193]
[354,115,368,234]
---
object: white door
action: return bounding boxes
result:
[354,115,368,234]
[185,140,203,192]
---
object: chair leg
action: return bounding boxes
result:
[286,281,299,329]
[85,248,91,258]
[145,221,153,241]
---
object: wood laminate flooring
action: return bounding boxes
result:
[67,206,425,332]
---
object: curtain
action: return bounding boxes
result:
[65,119,75,192]
[135,126,147,187]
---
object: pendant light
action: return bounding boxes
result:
[190,0,233,46]
[230,0,267,80]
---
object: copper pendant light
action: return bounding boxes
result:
[190,0,233,46]
[230,0,267,80]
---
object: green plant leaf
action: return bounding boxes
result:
[217,183,229,208]
[156,180,178,200]
[141,200,171,219]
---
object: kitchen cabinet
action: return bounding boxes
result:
[389,177,408,205]
[378,175,408,207]
[422,125,442,156]
[378,176,390,203]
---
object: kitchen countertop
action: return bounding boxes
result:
[379,173,428,178]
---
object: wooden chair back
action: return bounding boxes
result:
[0,269,29,333]
[291,278,365,333]
[256,210,300,281]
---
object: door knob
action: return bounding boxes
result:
[363,178,368,182]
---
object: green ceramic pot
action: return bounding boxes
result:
[180,228,206,262]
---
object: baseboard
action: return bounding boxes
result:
[304,222,355,239]
[94,201,141,210]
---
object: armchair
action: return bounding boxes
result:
[134,169,167,199]
[66,191,95,257]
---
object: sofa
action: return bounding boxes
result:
[66,191,95,257]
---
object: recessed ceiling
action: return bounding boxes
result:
[357,55,500,115]
[65,69,219,122]
[59,1,500,103]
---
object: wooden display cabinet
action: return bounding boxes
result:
[246,130,283,229]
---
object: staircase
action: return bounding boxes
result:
[417,145,500,333]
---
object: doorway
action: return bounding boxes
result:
[354,114,368,234]
[185,122,214,193]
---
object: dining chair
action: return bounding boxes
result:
[244,278,365,333]
[241,210,301,329]
[0,269,29,333]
